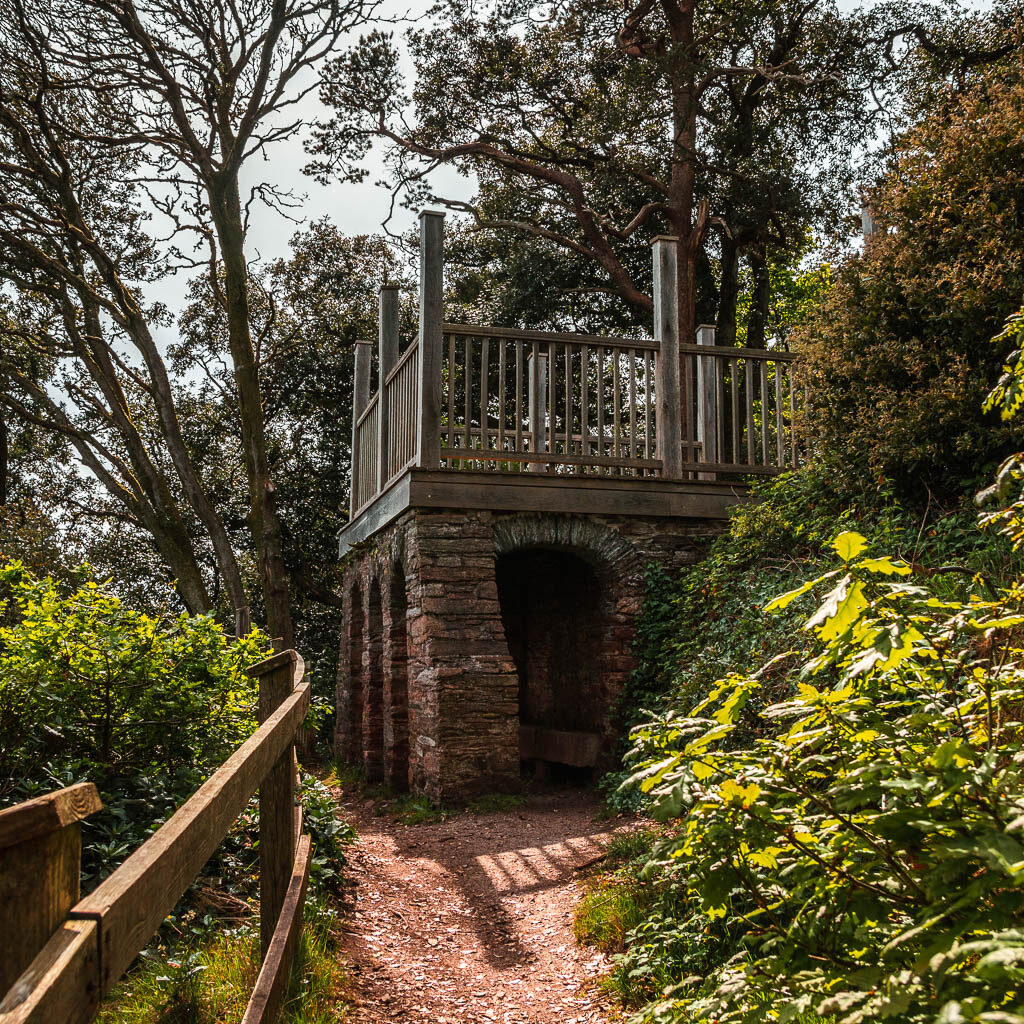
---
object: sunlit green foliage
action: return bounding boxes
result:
[611,305,1024,1024]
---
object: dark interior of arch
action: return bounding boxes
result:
[496,548,605,780]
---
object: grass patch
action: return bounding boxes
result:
[574,878,652,953]
[97,897,350,1024]
[464,792,527,815]
[381,793,447,825]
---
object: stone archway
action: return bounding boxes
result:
[492,514,645,777]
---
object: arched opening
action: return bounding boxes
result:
[364,578,385,782]
[387,565,410,791]
[346,580,364,764]
[496,548,606,782]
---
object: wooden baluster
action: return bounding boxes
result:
[696,324,718,479]
[480,337,490,461]
[775,361,785,468]
[644,351,653,466]
[612,349,621,462]
[446,333,456,465]
[564,343,572,464]
[350,339,371,516]
[730,358,739,466]
[416,211,444,470]
[760,359,770,465]
[581,344,590,468]
[498,339,506,456]
[528,342,545,473]
[652,236,683,479]
[790,365,799,468]
[716,354,725,468]
[745,358,755,466]
[547,341,556,462]
[628,349,637,472]
[464,336,473,458]
[596,346,605,464]
[515,341,524,462]
[378,284,398,486]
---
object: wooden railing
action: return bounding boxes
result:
[353,393,381,515]
[0,650,311,1024]
[383,340,419,485]
[346,215,804,520]
[441,325,661,475]
[682,330,801,477]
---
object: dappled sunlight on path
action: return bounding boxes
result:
[335,791,633,1023]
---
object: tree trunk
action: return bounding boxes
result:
[716,237,740,347]
[747,243,771,349]
[208,173,294,647]
[0,406,7,507]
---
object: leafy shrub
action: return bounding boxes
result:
[623,527,1024,1024]
[603,467,1014,819]
[795,75,1024,498]
[0,561,269,883]
[603,305,1024,1024]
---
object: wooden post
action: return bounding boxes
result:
[416,211,444,470]
[527,349,547,473]
[349,339,371,518]
[378,285,399,487]
[0,783,102,997]
[696,324,718,479]
[251,649,302,962]
[652,237,683,479]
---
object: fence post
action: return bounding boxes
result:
[652,236,683,479]
[250,649,301,962]
[0,782,102,997]
[416,211,444,470]
[527,350,548,473]
[377,285,399,490]
[696,324,718,479]
[349,339,372,517]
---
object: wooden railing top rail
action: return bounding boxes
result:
[0,650,311,1024]
[355,390,379,431]
[678,342,797,362]
[443,322,660,352]
[383,337,419,388]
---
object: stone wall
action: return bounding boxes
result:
[335,508,717,802]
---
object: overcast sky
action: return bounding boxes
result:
[159,0,988,319]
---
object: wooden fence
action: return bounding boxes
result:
[0,650,311,1024]
[348,215,803,519]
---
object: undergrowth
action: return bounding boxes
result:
[97,896,350,1024]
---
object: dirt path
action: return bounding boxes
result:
[334,790,633,1024]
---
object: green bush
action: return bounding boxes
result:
[795,75,1024,499]
[0,561,269,883]
[600,305,1024,1024]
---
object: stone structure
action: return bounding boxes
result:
[334,213,799,801]
[336,509,719,802]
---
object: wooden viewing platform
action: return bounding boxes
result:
[339,213,801,556]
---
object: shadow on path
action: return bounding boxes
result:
[336,789,634,1024]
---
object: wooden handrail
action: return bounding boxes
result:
[355,390,380,431]
[383,337,419,388]
[443,322,659,352]
[0,651,312,1024]
[678,342,798,362]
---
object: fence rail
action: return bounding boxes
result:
[346,215,804,520]
[440,325,660,476]
[0,650,311,1024]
